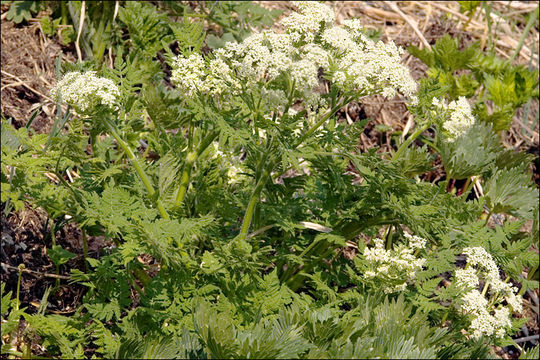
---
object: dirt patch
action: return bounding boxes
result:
[1,18,74,134]
[0,205,88,314]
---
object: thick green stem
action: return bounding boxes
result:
[238,99,347,241]
[175,151,197,207]
[461,177,472,196]
[104,120,169,220]
[239,167,271,240]
[385,225,394,250]
[174,131,219,208]
[392,123,430,162]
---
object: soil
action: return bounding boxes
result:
[1,18,75,134]
[0,10,87,324]
[1,1,539,358]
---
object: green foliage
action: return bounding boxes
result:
[47,245,76,267]
[519,346,540,360]
[458,1,481,14]
[117,1,175,57]
[5,1,40,23]
[439,122,502,180]
[483,167,539,218]
[394,145,435,178]
[2,2,538,359]
[1,282,26,357]
[409,34,539,131]
[203,1,283,49]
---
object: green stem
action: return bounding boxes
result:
[15,264,24,311]
[81,228,89,272]
[104,119,169,220]
[461,177,472,196]
[441,310,449,325]
[510,5,539,61]
[132,267,151,288]
[50,226,61,287]
[238,99,348,241]
[481,281,490,296]
[462,7,477,31]
[385,225,394,250]
[294,99,349,148]
[484,208,493,227]
[392,123,430,162]
[175,151,197,208]
[417,136,440,153]
[239,167,271,240]
[174,131,219,208]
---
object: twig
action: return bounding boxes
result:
[401,114,414,140]
[388,2,431,50]
[29,301,77,314]
[514,334,539,344]
[1,70,54,103]
[75,1,85,62]
[357,3,403,22]
[1,81,25,91]
[109,1,120,68]
[1,262,70,280]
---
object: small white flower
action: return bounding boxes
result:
[395,282,408,292]
[493,307,511,331]
[227,164,244,184]
[211,142,224,158]
[322,26,356,52]
[291,59,319,91]
[403,232,427,249]
[362,234,426,292]
[364,270,376,278]
[302,43,330,69]
[171,54,207,96]
[332,71,347,86]
[341,18,364,40]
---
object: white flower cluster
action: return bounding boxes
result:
[363,235,426,293]
[432,96,476,141]
[51,71,120,114]
[454,246,523,339]
[281,1,335,43]
[171,1,417,109]
[171,54,239,96]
